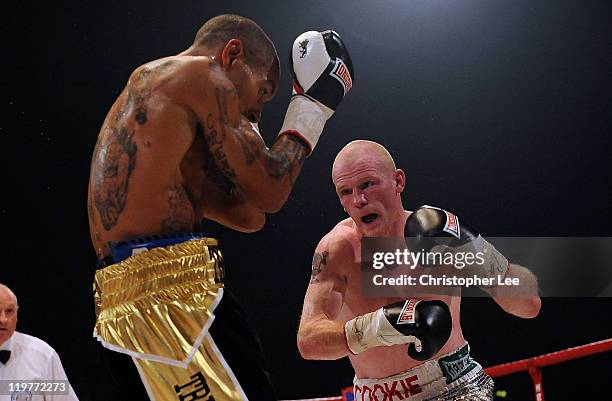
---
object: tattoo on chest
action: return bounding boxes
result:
[92,127,138,230]
[160,184,195,234]
[310,250,329,284]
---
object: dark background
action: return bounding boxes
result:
[2,0,611,400]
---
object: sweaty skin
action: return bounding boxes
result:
[300,214,466,379]
[88,42,308,260]
[297,140,540,379]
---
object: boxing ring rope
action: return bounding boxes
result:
[484,338,612,401]
[282,338,612,401]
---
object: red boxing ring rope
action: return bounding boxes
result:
[484,338,612,401]
[282,338,612,401]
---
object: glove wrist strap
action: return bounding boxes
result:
[279,95,333,155]
[344,316,369,355]
[345,308,400,355]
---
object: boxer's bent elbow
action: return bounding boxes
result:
[297,332,333,360]
[520,296,541,319]
[499,296,541,319]
[245,189,289,214]
[297,333,317,360]
[297,331,345,360]
[236,212,266,233]
[241,185,290,213]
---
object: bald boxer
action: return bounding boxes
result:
[88,14,353,401]
[297,140,540,401]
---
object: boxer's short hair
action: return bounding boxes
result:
[194,14,278,70]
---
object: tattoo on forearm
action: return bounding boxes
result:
[160,184,195,234]
[310,250,329,284]
[236,128,262,165]
[92,127,138,230]
[266,136,308,182]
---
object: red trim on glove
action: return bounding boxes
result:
[278,130,313,156]
[292,79,305,95]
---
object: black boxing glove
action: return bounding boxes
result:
[405,205,509,279]
[279,30,354,154]
[344,299,452,361]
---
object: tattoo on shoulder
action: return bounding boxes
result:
[116,61,177,127]
[92,127,138,230]
[310,250,329,284]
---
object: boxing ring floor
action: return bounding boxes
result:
[281,338,612,401]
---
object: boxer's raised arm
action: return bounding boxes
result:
[297,236,351,360]
[180,59,308,213]
[405,206,541,319]
[486,264,541,318]
[181,29,353,213]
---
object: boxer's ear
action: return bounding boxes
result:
[220,39,245,70]
[395,169,406,193]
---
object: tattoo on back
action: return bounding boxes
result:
[93,127,137,230]
[91,60,178,231]
[160,184,195,234]
[116,69,152,126]
[310,250,329,284]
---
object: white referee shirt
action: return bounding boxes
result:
[0,331,79,401]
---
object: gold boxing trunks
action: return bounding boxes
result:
[93,237,249,401]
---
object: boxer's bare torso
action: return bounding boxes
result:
[317,217,466,379]
[88,55,293,260]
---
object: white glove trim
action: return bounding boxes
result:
[279,95,333,154]
[344,307,419,355]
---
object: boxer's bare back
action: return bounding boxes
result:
[88,54,306,260]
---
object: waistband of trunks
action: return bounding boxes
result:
[94,237,224,312]
[96,232,210,267]
[354,343,480,400]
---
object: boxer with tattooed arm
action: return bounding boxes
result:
[88,14,353,401]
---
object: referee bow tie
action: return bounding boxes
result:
[0,349,10,364]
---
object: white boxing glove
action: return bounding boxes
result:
[279,30,354,154]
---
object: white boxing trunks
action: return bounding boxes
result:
[353,344,494,401]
